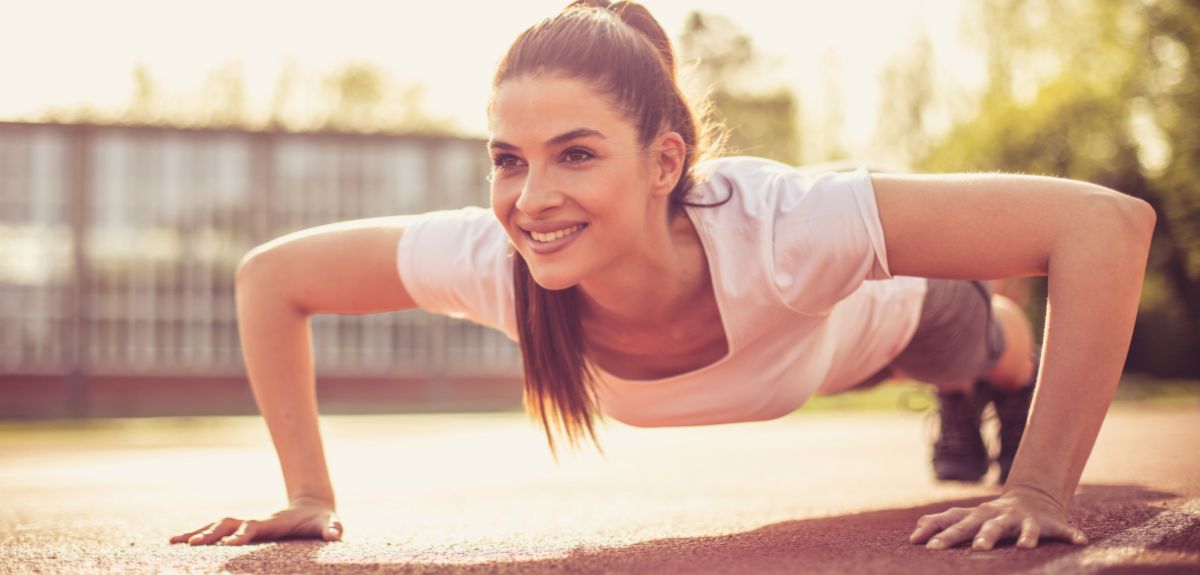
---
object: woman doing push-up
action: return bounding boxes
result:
[170,0,1155,552]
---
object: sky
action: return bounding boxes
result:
[0,0,989,164]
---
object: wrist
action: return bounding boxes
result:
[1002,483,1068,515]
[289,494,337,510]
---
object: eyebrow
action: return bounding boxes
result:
[488,128,606,152]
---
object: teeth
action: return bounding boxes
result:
[530,224,584,243]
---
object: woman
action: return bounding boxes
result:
[169,0,1155,552]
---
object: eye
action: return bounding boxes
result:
[489,154,525,180]
[491,153,523,170]
[488,147,595,181]
[562,147,594,164]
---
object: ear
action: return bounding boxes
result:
[649,131,686,199]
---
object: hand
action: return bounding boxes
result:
[909,486,1089,551]
[168,496,343,546]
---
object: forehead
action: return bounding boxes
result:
[489,74,635,146]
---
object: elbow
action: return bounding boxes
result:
[235,246,277,287]
[1133,198,1157,238]
[235,250,261,285]
[1086,190,1156,244]
[1115,196,1157,244]
[234,250,307,315]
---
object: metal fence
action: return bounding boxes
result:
[0,122,521,386]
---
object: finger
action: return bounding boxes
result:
[219,520,260,546]
[1072,529,1089,545]
[972,515,1017,551]
[324,520,343,542]
[189,518,240,546]
[170,524,214,544]
[1042,521,1089,546]
[927,514,987,550]
[910,508,970,544]
[1016,517,1041,549]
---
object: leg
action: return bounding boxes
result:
[979,294,1035,391]
[981,293,1041,484]
[891,279,1001,482]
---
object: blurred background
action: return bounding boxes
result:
[1,0,1196,420]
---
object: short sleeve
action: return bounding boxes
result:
[396,206,518,341]
[771,166,893,316]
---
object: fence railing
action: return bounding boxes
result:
[0,122,521,391]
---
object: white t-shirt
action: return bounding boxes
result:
[396,156,928,427]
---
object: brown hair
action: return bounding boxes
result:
[489,0,731,461]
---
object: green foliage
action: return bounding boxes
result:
[708,87,800,163]
[679,12,801,165]
[917,0,1200,377]
[37,60,459,136]
[318,62,458,134]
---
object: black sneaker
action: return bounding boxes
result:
[993,345,1041,485]
[932,379,994,482]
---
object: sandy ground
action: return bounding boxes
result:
[0,404,1197,574]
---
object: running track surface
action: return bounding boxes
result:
[1,404,1197,574]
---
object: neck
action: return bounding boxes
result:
[576,206,706,331]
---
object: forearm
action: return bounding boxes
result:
[234,267,337,508]
[1004,201,1154,509]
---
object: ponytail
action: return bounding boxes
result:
[491,0,731,461]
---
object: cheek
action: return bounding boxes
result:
[489,184,505,214]
[585,190,644,242]
[490,179,520,211]
[490,184,519,239]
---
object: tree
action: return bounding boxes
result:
[122,62,160,124]
[874,35,935,169]
[32,59,459,136]
[319,62,458,134]
[200,60,247,128]
[917,0,1200,377]
[678,11,802,165]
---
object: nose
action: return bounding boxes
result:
[513,165,565,215]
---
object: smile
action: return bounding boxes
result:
[529,224,586,243]
[524,223,587,255]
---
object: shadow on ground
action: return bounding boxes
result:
[214,484,1187,575]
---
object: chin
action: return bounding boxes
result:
[525,263,582,292]
[530,271,579,292]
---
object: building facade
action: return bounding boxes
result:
[0,122,523,417]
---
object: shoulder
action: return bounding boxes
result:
[688,155,865,221]
[404,205,511,254]
[690,155,795,193]
[408,205,502,231]
[684,156,792,220]
[397,205,517,338]
[399,205,513,282]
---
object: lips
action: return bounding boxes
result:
[521,222,588,255]
[528,223,586,243]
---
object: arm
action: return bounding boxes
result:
[173,214,424,546]
[234,215,421,507]
[869,171,1156,550]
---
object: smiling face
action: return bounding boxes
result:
[488,74,667,291]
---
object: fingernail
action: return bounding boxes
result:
[927,539,944,550]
